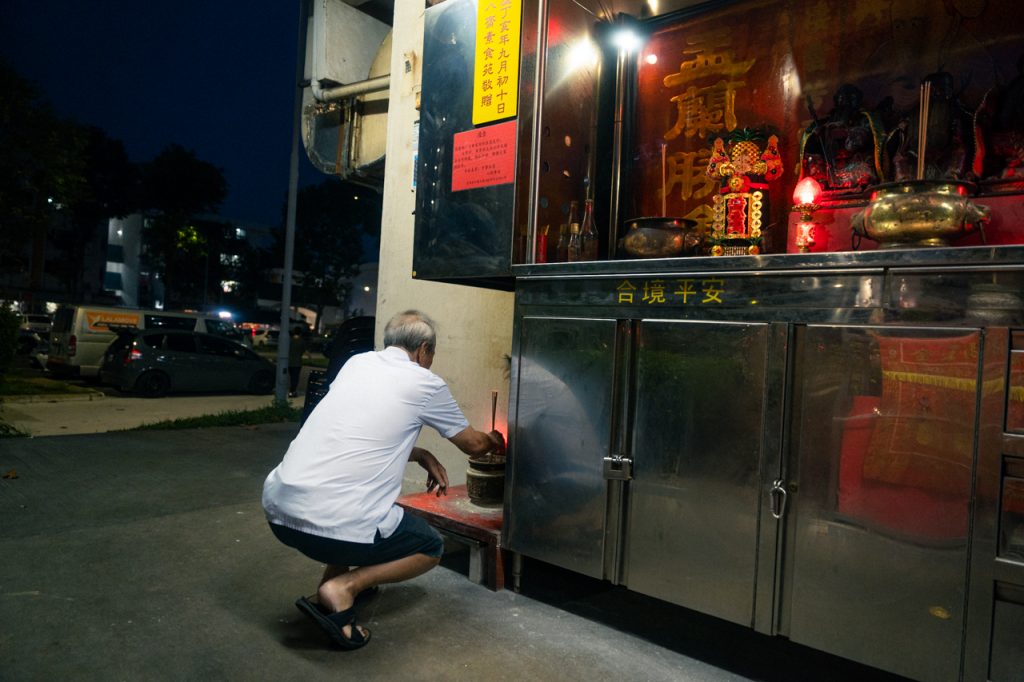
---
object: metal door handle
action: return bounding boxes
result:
[603,455,633,480]
[770,478,788,520]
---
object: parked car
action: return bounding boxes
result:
[99,329,275,398]
[49,304,252,379]
[202,318,253,348]
[19,314,52,335]
[251,328,280,348]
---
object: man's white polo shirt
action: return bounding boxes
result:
[262,346,469,543]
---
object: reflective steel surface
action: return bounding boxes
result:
[624,320,769,626]
[509,249,1024,680]
[413,0,513,285]
[506,316,617,578]
[782,325,980,681]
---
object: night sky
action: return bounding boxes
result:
[1,0,321,228]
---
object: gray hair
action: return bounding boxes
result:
[383,310,437,353]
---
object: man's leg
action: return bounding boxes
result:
[317,553,440,639]
[320,564,349,586]
[318,552,438,611]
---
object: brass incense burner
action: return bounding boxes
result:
[620,217,702,258]
[850,180,990,248]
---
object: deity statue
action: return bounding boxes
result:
[889,71,977,182]
[974,54,1024,182]
[800,84,885,191]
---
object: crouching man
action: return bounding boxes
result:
[262,310,504,649]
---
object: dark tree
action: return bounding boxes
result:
[0,61,84,290]
[277,179,381,328]
[221,237,270,311]
[140,144,228,308]
[52,126,139,297]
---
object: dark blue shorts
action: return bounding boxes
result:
[269,512,444,566]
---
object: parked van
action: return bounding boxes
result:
[47,305,248,378]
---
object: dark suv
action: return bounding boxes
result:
[100,329,275,397]
[301,316,375,424]
[323,316,375,383]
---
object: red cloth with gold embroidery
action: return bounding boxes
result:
[863,334,979,497]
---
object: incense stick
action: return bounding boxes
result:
[917,80,931,180]
[490,390,498,431]
[661,142,667,217]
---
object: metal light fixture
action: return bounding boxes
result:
[792,176,822,253]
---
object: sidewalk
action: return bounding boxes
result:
[1,392,302,437]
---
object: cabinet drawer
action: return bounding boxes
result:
[1009,341,1024,434]
[991,583,1024,681]
[1001,458,1024,562]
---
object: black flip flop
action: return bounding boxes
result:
[295,596,371,650]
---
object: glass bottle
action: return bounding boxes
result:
[567,222,582,262]
[580,199,598,261]
[557,200,573,261]
[555,223,569,262]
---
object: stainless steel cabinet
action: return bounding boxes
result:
[508,314,782,627]
[624,320,772,627]
[507,316,618,579]
[781,325,983,682]
[507,254,1024,680]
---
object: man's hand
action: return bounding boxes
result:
[411,447,449,496]
[487,430,506,457]
[450,427,506,457]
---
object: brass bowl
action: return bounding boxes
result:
[621,217,702,258]
[851,180,990,248]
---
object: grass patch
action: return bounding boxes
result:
[1,363,95,397]
[0,418,29,438]
[124,401,301,431]
[0,374,97,397]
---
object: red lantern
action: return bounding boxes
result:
[792,177,823,253]
[793,176,823,207]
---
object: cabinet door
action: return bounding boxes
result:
[507,316,618,578]
[783,325,982,682]
[624,320,770,626]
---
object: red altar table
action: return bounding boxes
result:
[397,484,507,591]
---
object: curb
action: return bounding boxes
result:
[1,391,107,404]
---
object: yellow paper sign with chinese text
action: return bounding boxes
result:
[473,0,520,125]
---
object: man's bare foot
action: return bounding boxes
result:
[317,581,368,640]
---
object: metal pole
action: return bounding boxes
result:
[608,45,628,259]
[276,0,310,403]
[319,75,390,102]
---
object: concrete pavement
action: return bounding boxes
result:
[1,391,301,437]
[0,381,905,680]
[0,425,758,682]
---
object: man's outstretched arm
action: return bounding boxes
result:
[448,427,505,457]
